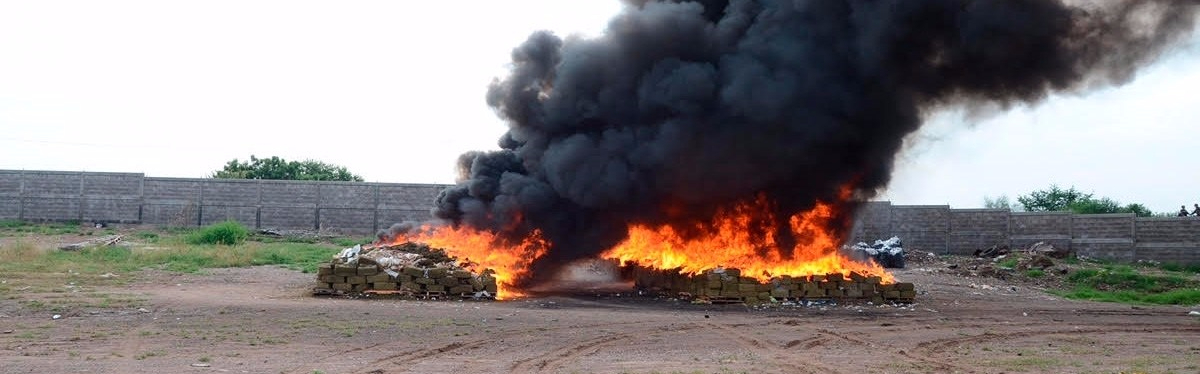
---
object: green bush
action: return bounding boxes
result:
[997,257,1019,269]
[186,220,250,245]
[1160,263,1200,274]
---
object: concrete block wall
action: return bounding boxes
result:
[948,209,1009,255]
[1009,212,1073,253]
[0,170,24,219]
[1072,214,1136,262]
[850,201,893,245]
[81,173,142,223]
[260,181,318,230]
[1133,217,1200,264]
[143,178,202,226]
[890,205,950,254]
[0,169,449,234]
[3,170,1200,264]
[851,201,1200,264]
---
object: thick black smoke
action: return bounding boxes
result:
[420,0,1199,286]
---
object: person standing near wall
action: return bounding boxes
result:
[1192,204,1200,217]
[1179,205,1190,217]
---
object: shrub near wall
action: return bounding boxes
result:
[186,220,250,245]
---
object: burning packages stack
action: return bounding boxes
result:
[628,266,915,304]
[312,242,498,299]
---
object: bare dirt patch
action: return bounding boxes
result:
[2,259,1199,374]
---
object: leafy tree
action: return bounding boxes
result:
[211,155,364,181]
[1016,185,1091,212]
[1016,185,1154,217]
[983,195,1017,210]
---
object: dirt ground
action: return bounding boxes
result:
[2,253,1199,374]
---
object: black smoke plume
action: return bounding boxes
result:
[412,0,1199,287]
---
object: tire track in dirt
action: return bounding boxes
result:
[506,330,639,373]
[798,323,974,373]
[913,325,1200,355]
[336,320,668,374]
[705,321,844,374]
[516,322,706,373]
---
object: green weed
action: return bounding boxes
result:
[997,257,1019,269]
[1053,266,1200,305]
[186,220,250,245]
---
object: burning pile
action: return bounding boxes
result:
[628,266,915,304]
[368,0,1199,300]
[313,243,498,299]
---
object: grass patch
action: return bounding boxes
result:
[186,220,249,245]
[0,239,339,288]
[985,356,1061,372]
[1025,269,1045,278]
[1052,265,1200,305]
[0,220,82,236]
[1160,263,1200,274]
[248,243,340,273]
[331,237,372,247]
[997,256,1019,269]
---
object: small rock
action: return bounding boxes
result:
[137,308,151,313]
[1188,311,1200,316]
[191,363,211,367]
[2,330,13,334]
[52,314,62,320]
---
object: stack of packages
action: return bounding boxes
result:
[629,266,915,304]
[313,242,498,299]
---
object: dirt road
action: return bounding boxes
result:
[2,266,1198,374]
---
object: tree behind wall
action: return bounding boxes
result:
[211,155,364,182]
[1016,185,1154,217]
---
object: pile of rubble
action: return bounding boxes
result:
[312,242,497,300]
[628,266,915,304]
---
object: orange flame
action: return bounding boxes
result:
[601,195,894,283]
[377,225,548,299]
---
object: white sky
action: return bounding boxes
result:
[1,1,1197,213]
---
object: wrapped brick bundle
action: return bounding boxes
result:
[630,265,913,304]
[313,243,497,300]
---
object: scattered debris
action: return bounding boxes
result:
[58,235,124,251]
[1026,241,1070,259]
[974,244,1009,258]
[1017,254,1056,270]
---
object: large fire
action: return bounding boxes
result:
[379,194,893,299]
[601,194,895,284]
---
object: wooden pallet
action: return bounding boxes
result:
[312,288,344,296]
[362,290,415,297]
[453,292,496,300]
[702,296,745,305]
[418,291,447,300]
